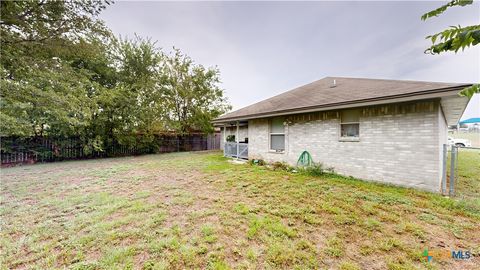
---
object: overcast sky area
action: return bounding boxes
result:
[101,1,480,120]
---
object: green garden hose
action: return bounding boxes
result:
[297,150,313,167]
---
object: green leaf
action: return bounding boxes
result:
[459,84,480,98]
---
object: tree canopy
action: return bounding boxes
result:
[1,1,231,153]
[422,0,480,97]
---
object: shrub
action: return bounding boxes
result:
[226,135,235,142]
[249,159,266,166]
[300,162,334,176]
[271,161,292,171]
[269,161,296,172]
[304,162,325,176]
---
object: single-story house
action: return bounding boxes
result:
[213,77,471,192]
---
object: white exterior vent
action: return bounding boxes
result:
[331,79,337,88]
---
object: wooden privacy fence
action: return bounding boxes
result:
[1,133,221,166]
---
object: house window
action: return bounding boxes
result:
[270,117,285,151]
[341,109,360,138]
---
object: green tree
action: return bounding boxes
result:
[90,37,230,151]
[160,49,231,134]
[92,36,165,151]
[0,0,112,136]
[422,0,480,97]
[1,0,231,156]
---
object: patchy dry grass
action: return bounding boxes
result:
[1,151,479,269]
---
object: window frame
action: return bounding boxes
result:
[339,109,360,141]
[269,117,286,152]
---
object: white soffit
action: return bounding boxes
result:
[441,95,470,126]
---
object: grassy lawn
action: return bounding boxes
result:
[454,149,480,203]
[1,151,479,270]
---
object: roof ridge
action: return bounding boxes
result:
[327,76,471,85]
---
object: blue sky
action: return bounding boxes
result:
[100,1,479,120]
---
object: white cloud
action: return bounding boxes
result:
[100,1,480,118]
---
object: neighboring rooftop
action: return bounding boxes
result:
[214,77,471,123]
[460,117,480,124]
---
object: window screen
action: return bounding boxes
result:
[270,117,285,133]
[341,110,360,138]
[341,110,360,123]
[270,117,285,151]
[270,134,285,150]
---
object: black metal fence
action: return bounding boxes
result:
[1,133,221,166]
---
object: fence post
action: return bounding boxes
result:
[236,121,239,160]
[449,145,456,197]
[442,144,447,195]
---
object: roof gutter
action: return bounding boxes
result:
[213,85,470,124]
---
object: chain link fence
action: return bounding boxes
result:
[444,144,480,201]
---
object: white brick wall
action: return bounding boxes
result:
[247,101,444,192]
[438,108,448,188]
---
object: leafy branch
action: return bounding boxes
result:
[460,84,480,97]
[424,24,480,54]
[421,0,473,21]
[422,0,479,97]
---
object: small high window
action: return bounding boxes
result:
[270,117,285,151]
[341,109,360,138]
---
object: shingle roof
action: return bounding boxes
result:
[214,77,470,122]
